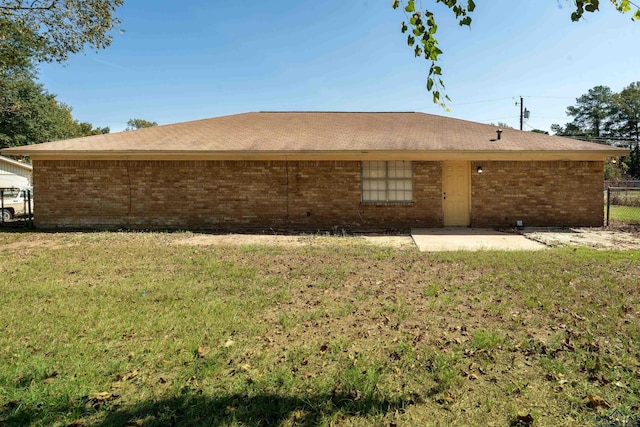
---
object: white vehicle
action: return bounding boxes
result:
[1,188,33,221]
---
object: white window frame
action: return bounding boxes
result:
[361,161,413,203]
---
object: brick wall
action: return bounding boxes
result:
[32,160,443,230]
[470,161,604,227]
[32,159,605,230]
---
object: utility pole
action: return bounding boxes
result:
[519,96,523,131]
[517,96,530,131]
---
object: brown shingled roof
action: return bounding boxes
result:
[0,112,629,160]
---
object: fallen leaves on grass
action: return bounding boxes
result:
[1,400,18,409]
[196,345,208,358]
[111,369,140,389]
[3,236,640,426]
[587,394,611,409]
[125,417,155,426]
[43,371,58,385]
[118,369,139,381]
[84,391,119,409]
[512,413,534,426]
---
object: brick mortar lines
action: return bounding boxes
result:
[32,160,603,230]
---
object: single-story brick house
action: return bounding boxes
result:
[0,112,629,231]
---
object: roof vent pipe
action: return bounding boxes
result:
[496,129,503,140]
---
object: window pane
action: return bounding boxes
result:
[365,161,386,178]
[364,189,385,201]
[362,161,412,202]
[363,180,385,191]
[399,190,412,201]
[388,161,411,178]
[362,161,372,175]
[387,161,400,178]
[389,179,412,190]
[387,180,401,191]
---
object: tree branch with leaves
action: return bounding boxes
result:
[394,0,640,107]
[126,118,158,131]
[0,0,124,68]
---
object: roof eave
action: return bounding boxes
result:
[0,155,33,170]
[4,149,628,161]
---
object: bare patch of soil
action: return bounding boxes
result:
[522,227,640,250]
[0,233,78,253]
[174,228,640,251]
[172,233,415,249]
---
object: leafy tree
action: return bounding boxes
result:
[530,129,549,135]
[565,86,615,138]
[393,0,640,106]
[75,122,109,136]
[550,122,590,139]
[551,86,615,140]
[553,83,640,146]
[555,83,640,179]
[0,1,119,147]
[610,81,640,146]
[125,119,158,130]
[604,157,629,181]
[126,118,158,130]
[490,121,512,129]
[0,17,44,70]
[0,67,108,148]
[0,59,36,113]
[627,144,640,178]
[0,0,124,68]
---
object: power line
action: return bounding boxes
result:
[424,95,573,110]
[480,116,519,122]
[450,97,514,106]
[523,122,550,132]
[530,116,570,120]
[520,95,575,100]
[560,134,639,142]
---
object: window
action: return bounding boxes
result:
[362,161,413,202]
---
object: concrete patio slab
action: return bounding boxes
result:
[411,228,548,252]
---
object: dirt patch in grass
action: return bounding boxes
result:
[523,227,640,250]
[4,227,639,253]
[0,232,79,254]
[172,232,415,249]
[168,227,640,253]
[173,229,640,251]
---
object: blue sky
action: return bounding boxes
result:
[37,0,640,133]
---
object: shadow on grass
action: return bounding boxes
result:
[1,390,413,427]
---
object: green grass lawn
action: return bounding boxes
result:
[0,232,639,426]
[608,205,640,224]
